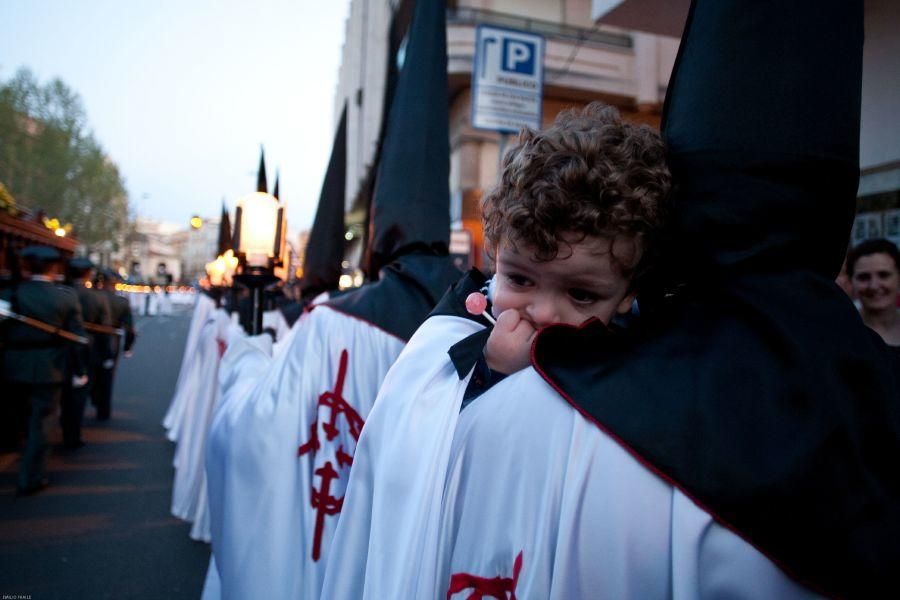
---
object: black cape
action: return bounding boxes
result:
[324,253,461,342]
[532,1,900,597]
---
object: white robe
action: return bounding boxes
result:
[200,306,309,591]
[188,323,269,542]
[163,292,217,439]
[323,314,818,599]
[205,305,405,600]
[263,308,292,343]
[322,314,480,599]
[200,324,277,588]
[170,308,231,526]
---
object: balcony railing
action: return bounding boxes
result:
[447,6,633,50]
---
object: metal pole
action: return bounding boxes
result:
[251,285,263,335]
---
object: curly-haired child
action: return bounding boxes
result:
[321,102,672,598]
[479,102,669,375]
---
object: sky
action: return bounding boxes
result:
[1,0,352,235]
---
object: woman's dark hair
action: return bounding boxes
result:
[847,238,900,277]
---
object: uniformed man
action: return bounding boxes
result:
[92,268,136,419]
[0,246,88,495]
[64,258,112,443]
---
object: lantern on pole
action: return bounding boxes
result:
[232,191,286,334]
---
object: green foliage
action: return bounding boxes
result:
[0,67,129,249]
[0,182,17,214]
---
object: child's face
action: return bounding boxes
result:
[492,235,638,329]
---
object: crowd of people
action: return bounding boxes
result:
[1,248,135,495]
[3,0,898,597]
[164,1,899,598]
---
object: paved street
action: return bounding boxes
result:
[0,307,210,599]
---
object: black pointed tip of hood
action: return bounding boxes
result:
[367,0,451,267]
[257,147,268,194]
[301,106,349,297]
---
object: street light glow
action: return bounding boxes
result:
[190,216,203,229]
[235,192,284,268]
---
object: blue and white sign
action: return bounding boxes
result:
[472,25,545,133]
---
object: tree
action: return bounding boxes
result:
[0,67,129,251]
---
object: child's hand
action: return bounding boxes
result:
[484,309,536,375]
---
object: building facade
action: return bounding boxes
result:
[591,0,900,251]
[123,217,183,284]
[854,0,900,249]
[334,0,677,269]
[177,217,222,284]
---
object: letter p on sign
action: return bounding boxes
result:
[502,39,535,75]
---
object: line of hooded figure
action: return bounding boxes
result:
[162,1,899,598]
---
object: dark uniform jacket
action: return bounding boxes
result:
[1,279,88,384]
[73,282,113,368]
[99,289,135,355]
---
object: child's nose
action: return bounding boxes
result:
[526,297,558,327]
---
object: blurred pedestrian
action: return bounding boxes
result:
[0,246,88,495]
[847,238,900,349]
[93,268,136,419]
[63,258,112,444]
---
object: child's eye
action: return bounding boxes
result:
[568,288,600,304]
[506,273,532,288]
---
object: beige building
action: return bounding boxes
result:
[176,217,222,284]
[334,0,677,269]
[592,0,900,249]
[854,0,900,248]
[335,0,899,269]
[124,217,183,284]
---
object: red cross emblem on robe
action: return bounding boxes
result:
[297,349,364,561]
[447,551,523,600]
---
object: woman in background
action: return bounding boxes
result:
[848,237,900,348]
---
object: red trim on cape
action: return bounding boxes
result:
[447,551,523,599]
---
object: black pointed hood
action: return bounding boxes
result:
[660,0,861,281]
[257,147,268,193]
[217,201,233,257]
[366,0,450,275]
[301,106,348,299]
[273,170,280,200]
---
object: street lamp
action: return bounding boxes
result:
[232,191,286,334]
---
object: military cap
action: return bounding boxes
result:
[68,257,95,270]
[20,245,61,261]
[69,258,94,277]
[99,268,122,282]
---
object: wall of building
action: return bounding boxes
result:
[465,0,562,22]
[334,0,394,214]
[850,0,899,247]
[447,0,676,267]
[335,0,677,269]
[125,218,184,283]
[179,218,221,283]
[860,0,900,173]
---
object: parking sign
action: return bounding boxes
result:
[472,25,545,133]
